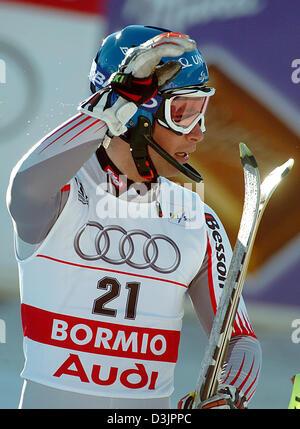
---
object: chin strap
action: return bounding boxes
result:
[127,117,159,181]
[128,116,203,183]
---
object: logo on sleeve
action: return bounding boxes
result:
[75,177,89,205]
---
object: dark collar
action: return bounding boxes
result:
[95,146,155,197]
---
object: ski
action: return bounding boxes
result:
[190,142,294,409]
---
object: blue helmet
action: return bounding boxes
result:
[89,25,211,182]
[89,25,210,129]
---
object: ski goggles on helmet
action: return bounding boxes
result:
[155,86,215,134]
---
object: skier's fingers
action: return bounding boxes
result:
[123,33,196,78]
[143,32,196,53]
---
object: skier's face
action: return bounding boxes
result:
[149,120,204,178]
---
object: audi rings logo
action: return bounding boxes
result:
[74,222,181,273]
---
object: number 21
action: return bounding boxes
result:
[92,276,140,320]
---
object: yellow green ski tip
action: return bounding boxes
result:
[239,142,257,168]
[239,142,253,158]
[288,374,300,409]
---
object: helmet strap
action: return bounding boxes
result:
[128,116,203,183]
[146,133,203,182]
[126,117,159,181]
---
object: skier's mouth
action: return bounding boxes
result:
[174,152,190,163]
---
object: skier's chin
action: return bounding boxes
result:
[155,162,181,179]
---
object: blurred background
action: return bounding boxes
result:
[0,0,299,409]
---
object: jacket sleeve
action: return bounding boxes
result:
[188,204,261,403]
[6,113,107,244]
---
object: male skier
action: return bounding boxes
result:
[7,25,261,409]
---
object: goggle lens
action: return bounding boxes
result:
[170,96,208,129]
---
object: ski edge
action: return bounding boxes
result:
[191,143,261,408]
[190,146,294,409]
